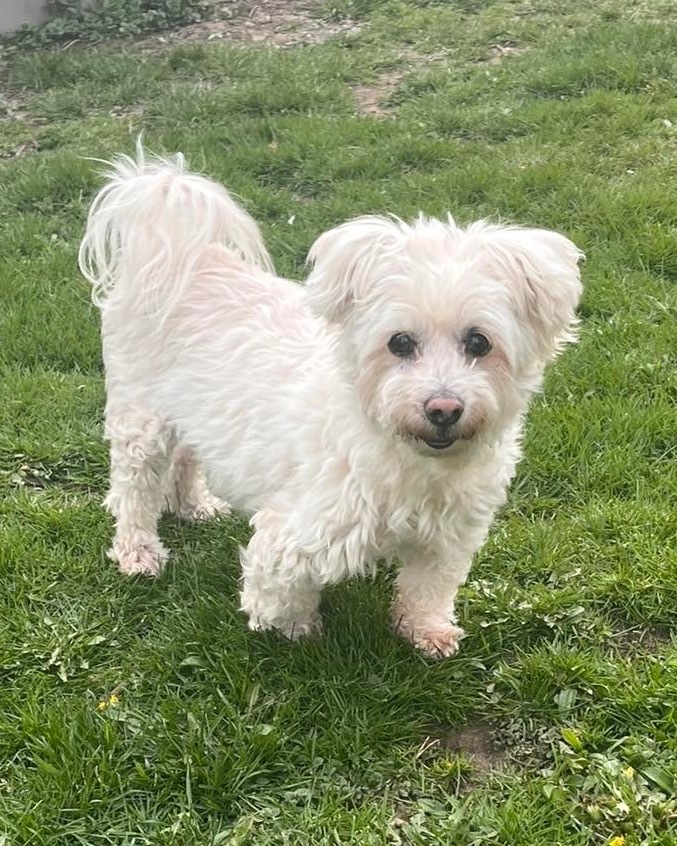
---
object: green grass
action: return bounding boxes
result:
[1,0,676,843]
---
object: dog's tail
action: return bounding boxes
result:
[79,141,273,316]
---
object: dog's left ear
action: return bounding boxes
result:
[482,227,584,359]
[305,216,403,324]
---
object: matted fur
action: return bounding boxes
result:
[80,146,583,658]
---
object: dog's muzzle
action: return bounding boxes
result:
[420,395,465,450]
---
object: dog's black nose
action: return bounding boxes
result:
[424,396,464,428]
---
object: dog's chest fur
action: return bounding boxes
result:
[327,433,518,573]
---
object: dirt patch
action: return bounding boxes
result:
[441,724,508,777]
[487,41,527,65]
[351,40,528,116]
[417,721,510,796]
[610,625,672,658]
[136,0,362,51]
[0,91,33,123]
[352,71,403,116]
[0,138,39,159]
[0,87,45,154]
[351,47,445,117]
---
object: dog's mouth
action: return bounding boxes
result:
[421,436,456,451]
[399,424,475,454]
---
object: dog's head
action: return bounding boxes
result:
[306,215,583,455]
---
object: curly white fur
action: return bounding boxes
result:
[80,146,583,659]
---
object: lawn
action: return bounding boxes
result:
[0,0,676,843]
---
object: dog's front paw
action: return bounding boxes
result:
[393,606,465,659]
[109,542,168,576]
[409,624,466,659]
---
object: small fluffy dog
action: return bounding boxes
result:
[79,146,583,658]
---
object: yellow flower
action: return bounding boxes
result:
[97,700,108,711]
[622,766,635,779]
[109,694,120,707]
[609,836,626,846]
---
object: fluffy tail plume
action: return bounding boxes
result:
[79,142,273,316]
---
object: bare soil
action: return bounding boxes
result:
[137,0,362,50]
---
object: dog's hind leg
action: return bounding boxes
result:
[168,445,231,522]
[104,407,174,576]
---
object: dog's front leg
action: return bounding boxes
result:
[392,543,472,659]
[239,509,323,640]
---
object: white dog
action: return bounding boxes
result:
[79,146,583,658]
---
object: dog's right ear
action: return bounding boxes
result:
[305,216,403,324]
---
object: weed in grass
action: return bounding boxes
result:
[2,0,214,49]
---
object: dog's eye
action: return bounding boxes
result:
[464,330,491,358]
[388,332,417,358]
